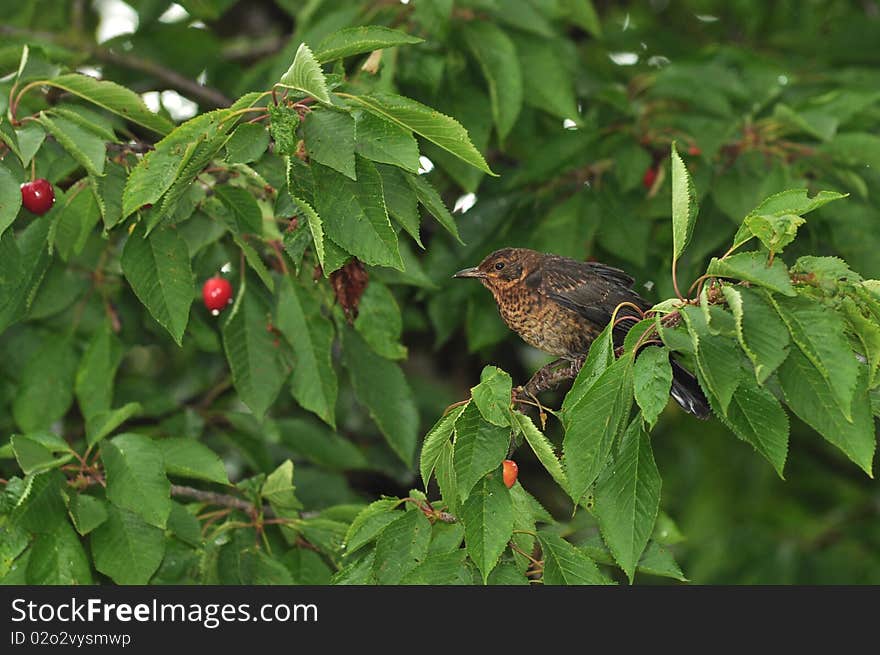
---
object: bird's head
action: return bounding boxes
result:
[453,248,539,291]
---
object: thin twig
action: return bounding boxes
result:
[170,484,269,516]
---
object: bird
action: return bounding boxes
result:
[453,247,710,419]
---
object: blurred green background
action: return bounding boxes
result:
[2,0,879,583]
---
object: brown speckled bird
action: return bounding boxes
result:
[454,248,710,419]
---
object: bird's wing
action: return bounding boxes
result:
[527,257,647,336]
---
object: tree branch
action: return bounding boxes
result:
[0,25,233,109]
[91,46,232,108]
[170,484,269,516]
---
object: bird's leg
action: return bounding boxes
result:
[522,358,569,396]
[568,355,586,378]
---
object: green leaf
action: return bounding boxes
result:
[793,256,861,288]
[290,194,325,269]
[85,402,143,446]
[91,505,165,584]
[15,123,46,167]
[682,306,743,415]
[313,158,402,269]
[75,321,123,419]
[214,184,263,235]
[400,551,470,585]
[430,441,457,514]
[513,412,568,492]
[36,112,105,177]
[10,471,68,534]
[343,499,402,556]
[315,26,424,63]
[50,181,100,261]
[637,541,688,582]
[262,460,301,510]
[377,164,422,246]
[355,111,420,173]
[235,235,275,292]
[513,32,580,121]
[462,22,523,141]
[471,365,513,427]
[562,322,614,413]
[420,404,466,489]
[95,160,127,229]
[0,118,24,164]
[226,123,270,164]
[779,349,874,476]
[221,284,288,420]
[102,433,172,529]
[538,531,608,585]
[277,417,368,470]
[768,294,860,420]
[276,276,337,427]
[429,520,466,555]
[68,493,108,535]
[405,173,462,243]
[0,164,22,238]
[167,501,202,547]
[26,521,93,584]
[723,286,790,383]
[344,92,495,175]
[277,43,331,104]
[593,417,661,582]
[715,375,789,476]
[372,508,432,584]
[671,142,698,262]
[560,0,602,36]
[354,281,407,360]
[707,252,796,296]
[341,327,419,465]
[743,213,806,254]
[0,228,30,333]
[269,104,300,156]
[121,223,193,345]
[158,437,229,485]
[754,187,846,219]
[43,73,173,135]
[303,109,356,179]
[121,109,232,219]
[633,347,673,427]
[842,298,880,388]
[11,435,72,474]
[462,474,513,583]
[562,352,634,503]
[12,337,77,433]
[453,402,510,501]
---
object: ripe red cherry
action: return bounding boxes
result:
[202,276,233,313]
[502,459,518,489]
[642,167,658,190]
[20,178,55,215]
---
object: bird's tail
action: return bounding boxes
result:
[669,357,711,419]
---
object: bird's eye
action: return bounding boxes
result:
[494,261,505,270]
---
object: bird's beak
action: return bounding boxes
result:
[453,267,486,279]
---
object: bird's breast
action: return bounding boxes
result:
[490,285,595,358]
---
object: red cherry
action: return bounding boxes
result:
[502,459,518,489]
[20,179,55,215]
[642,167,658,190]
[688,145,702,156]
[202,276,233,313]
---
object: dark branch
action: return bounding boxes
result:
[0,25,232,109]
[91,46,232,108]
